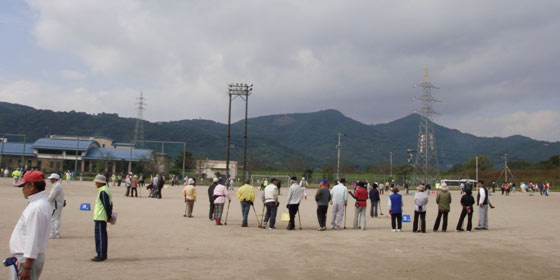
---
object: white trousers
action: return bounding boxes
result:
[354,206,367,230]
[50,203,63,238]
[330,203,345,228]
[10,254,44,280]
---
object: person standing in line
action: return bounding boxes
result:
[124,174,131,197]
[92,174,113,262]
[286,176,305,230]
[475,179,494,230]
[236,179,255,227]
[212,178,230,225]
[130,175,138,197]
[369,183,380,217]
[157,173,164,199]
[456,189,475,232]
[413,185,428,233]
[315,180,331,231]
[208,178,218,221]
[433,183,451,232]
[9,171,51,280]
[349,181,368,230]
[183,178,197,218]
[262,178,280,230]
[47,173,65,239]
[330,178,348,229]
[388,187,403,232]
[404,180,409,195]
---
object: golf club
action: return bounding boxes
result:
[252,204,262,228]
[224,200,231,225]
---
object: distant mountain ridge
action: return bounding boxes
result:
[1,101,559,169]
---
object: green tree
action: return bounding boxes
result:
[462,155,493,171]
[173,151,194,170]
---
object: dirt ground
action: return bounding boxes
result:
[1,178,559,280]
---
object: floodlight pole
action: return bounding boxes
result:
[226,93,232,183]
[226,83,253,184]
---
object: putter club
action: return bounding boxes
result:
[297,210,302,230]
[224,200,231,225]
[344,203,347,229]
[252,204,262,228]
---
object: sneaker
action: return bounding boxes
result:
[456,229,464,232]
[466,230,471,232]
[397,229,401,232]
[268,227,275,230]
[392,229,396,232]
[91,257,106,262]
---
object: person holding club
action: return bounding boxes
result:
[236,179,255,227]
[262,178,280,230]
[315,179,331,231]
[286,176,306,230]
[212,178,230,225]
[349,181,368,230]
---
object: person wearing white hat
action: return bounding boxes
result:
[47,173,65,239]
[183,178,197,217]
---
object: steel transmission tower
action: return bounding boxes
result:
[413,69,440,185]
[133,92,146,147]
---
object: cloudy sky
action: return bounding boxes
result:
[1,0,559,141]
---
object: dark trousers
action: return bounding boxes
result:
[264,202,278,228]
[130,188,138,197]
[370,201,379,217]
[94,221,108,259]
[240,201,251,226]
[413,211,426,232]
[456,207,473,231]
[209,202,215,220]
[433,211,449,231]
[317,205,328,228]
[125,186,130,196]
[287,204,299,229]
[391,213,402,230]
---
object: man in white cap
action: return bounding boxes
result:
[92,174,113,262]
[9,170,51,280]
[183,178,197,217]
[47,173,65,239]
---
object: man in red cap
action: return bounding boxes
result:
[9,170,51,280]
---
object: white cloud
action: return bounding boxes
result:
[443,110,560,142]
[60,70,85,80]
[2,0,557,141]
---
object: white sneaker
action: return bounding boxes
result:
[392,229,396,232]
[397,229,401,232]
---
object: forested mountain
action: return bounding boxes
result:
[1,102,559,170]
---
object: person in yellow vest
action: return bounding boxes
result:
[237,180,255,227]
[92,174,113,262]
[183,178,197,217]
[12,169,21,184]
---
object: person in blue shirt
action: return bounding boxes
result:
[388,187,403,232]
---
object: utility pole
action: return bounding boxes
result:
[504,153,508,182]
[390,152,393,179]
[476,156,479,182]
[336,132,342,180]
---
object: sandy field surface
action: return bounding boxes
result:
[1,178,559,280]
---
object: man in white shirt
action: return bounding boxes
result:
[330,178,348,229]
[475,179,495,230]
[286,177,306,230]
[261,178,279,229]
[47,173,65,239]
[9,170,51,280]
